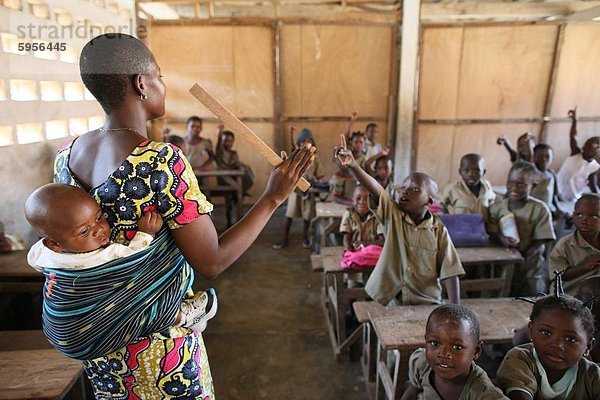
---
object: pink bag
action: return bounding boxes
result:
[340,245,383,271]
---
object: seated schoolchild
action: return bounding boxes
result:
[25,183,217,333]
[348,131,367,169]
[185,116,214,172]
[165,134,188,154]
[549,194,600,295]
[575,276,600,363]
[335,135,464,305]
[487,162,555,297]
[330,153,358,208]
[497,132,536,163]
[531,143,565,217]
[496,288,600,399]
[556,108,600,202]
[400,304,508,400]
[439,153,496,217]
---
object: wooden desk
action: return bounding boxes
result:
[195,169,244,223]
[319,246,371,361]
[0,330,52,351]
[312,202,348,254]
[0,349,85,399]
[370,299,532,400]
[456,246,523,297]
[0,250,43,293]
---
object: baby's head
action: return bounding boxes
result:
[396,172,437,216]
[573,194,600,236]
[365,123,379,142]
[528,295,595,374]
[349,131,366,157]
[533,143,553,172]
[582,137,600,162]
[424,304,483,382]
[517,132,536,159]
[375,155,392,181]
[459,153,485,189]
[25,183,110,254]
[506,161,538,202]
[352,185,370,217]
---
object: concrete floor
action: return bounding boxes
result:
[196,205,369,400]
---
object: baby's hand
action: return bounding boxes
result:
[579,254,600,271]
[334,134,355,168]
[138,211,163,237]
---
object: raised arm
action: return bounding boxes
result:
[172,145,315,279]
[568,108,581,156]
[335,135,381,199]
[496,135,518,162]
[215,123,225,152]
[589,170,600,194]
[342,111,358,142]
[289,125,297,152]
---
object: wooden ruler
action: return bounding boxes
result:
[189,84,310,192]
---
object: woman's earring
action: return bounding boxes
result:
[140,93,147,101]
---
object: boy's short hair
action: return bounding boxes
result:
[533,143,553,153]
[427,304,481,340]
[584,137,600,146]
[365,123,378,132]
[460,153,483,165]
[186,116,203,125]
[509,161,539,182]
[576,193,600,207]
[530,294,595,340]
[375,155,392,167]
[407,172,438,198]
[349,131,365,142]
[222,130,235,139]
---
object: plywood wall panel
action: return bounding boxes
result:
[282,25,392,117]
[456,25,557,119]
[418,27,463,120]
[281,25,304,117]
[549,25,600,118]
[152,26,273,119]
[415,124,456,188]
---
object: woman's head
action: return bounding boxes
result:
[528,295,595,373]
[80,33,165,117]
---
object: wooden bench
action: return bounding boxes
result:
[195,169,244,224]
[0,250,43,293]
[370,299,532,400]
[0,348,85,400]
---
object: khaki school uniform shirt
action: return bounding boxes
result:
[496,343,600,400]
[439,179,496,217]
[339,209,384,244]
[531,169,556,210]
[364,190,465,305]
[409,348,508,400]
[329,171,356,201]
[487,197,555,255]
[549,230,600,295]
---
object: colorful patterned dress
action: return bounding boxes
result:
[53,139,215,399]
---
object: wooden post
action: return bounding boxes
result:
[189,84,311,191]
[273,20,284,154]
[393,0,421,184]
[539,24,565,143]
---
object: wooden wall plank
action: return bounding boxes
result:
[418,27,463,120]
[456,25,557,119]
[415,124,456,188]
[281,24,303,116]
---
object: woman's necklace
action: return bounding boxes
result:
[98,127,146,136]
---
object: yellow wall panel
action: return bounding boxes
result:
[456,25,557,119]
[418,27,463,120]
[550,25,600,118]
[415,124,456,188]
[281,25,303,116]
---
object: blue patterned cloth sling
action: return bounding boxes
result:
[42,228,193,360]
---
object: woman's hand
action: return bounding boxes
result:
[263,144,315,206]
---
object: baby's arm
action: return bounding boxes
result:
[138,211,163,237]
[399,385,420,400]
[496,135,518,162]
[335,135,382,199]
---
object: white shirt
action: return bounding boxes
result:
[27,232,154,272]
[556,154,600,202]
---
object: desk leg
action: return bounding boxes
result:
[236,175,243,222]
[500,263,515,297]
[333,273,348,362]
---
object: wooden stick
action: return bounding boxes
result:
[189,84,310,191]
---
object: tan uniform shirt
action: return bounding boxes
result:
[329,171,357,202]
[496,343,600,400]
[186,138,213,170]
[364,190,465,305]
[286,155,324,220]
[549,230,600,295]
[531,169,556,210]
[339,209,384,244]
[409,348,508,400]
[439,179,496,217]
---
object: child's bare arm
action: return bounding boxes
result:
[568,108,581,156]
[343,232,354,252]
[216,123,225,151]
[442,276,460,305]
[364,148,390,175]
[341,111,358,142]
[497,135,518,162]
[335,135,382,199]
[522,239,545,259]
[507,391,533,400]
[138,211,163,237]
[561,254,600,282]
[588,170,599,193]
[399,384,420,400]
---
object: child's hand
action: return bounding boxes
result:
[290,125,297,134]
[381,147,390,156]
[496,135,508,145]
[353,240,365,251]
[162,126,171,135]
[350,111,358,121]
[334,134,355,168]
[578,254,600,271]
[218,123,225,132]
[138,211,163,236]
[499,234,518,249]
[522,246,542,260]
[568,107,577,120]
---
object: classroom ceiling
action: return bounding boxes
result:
[137,0,600,24]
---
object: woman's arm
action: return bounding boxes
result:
[172,145,315,279]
